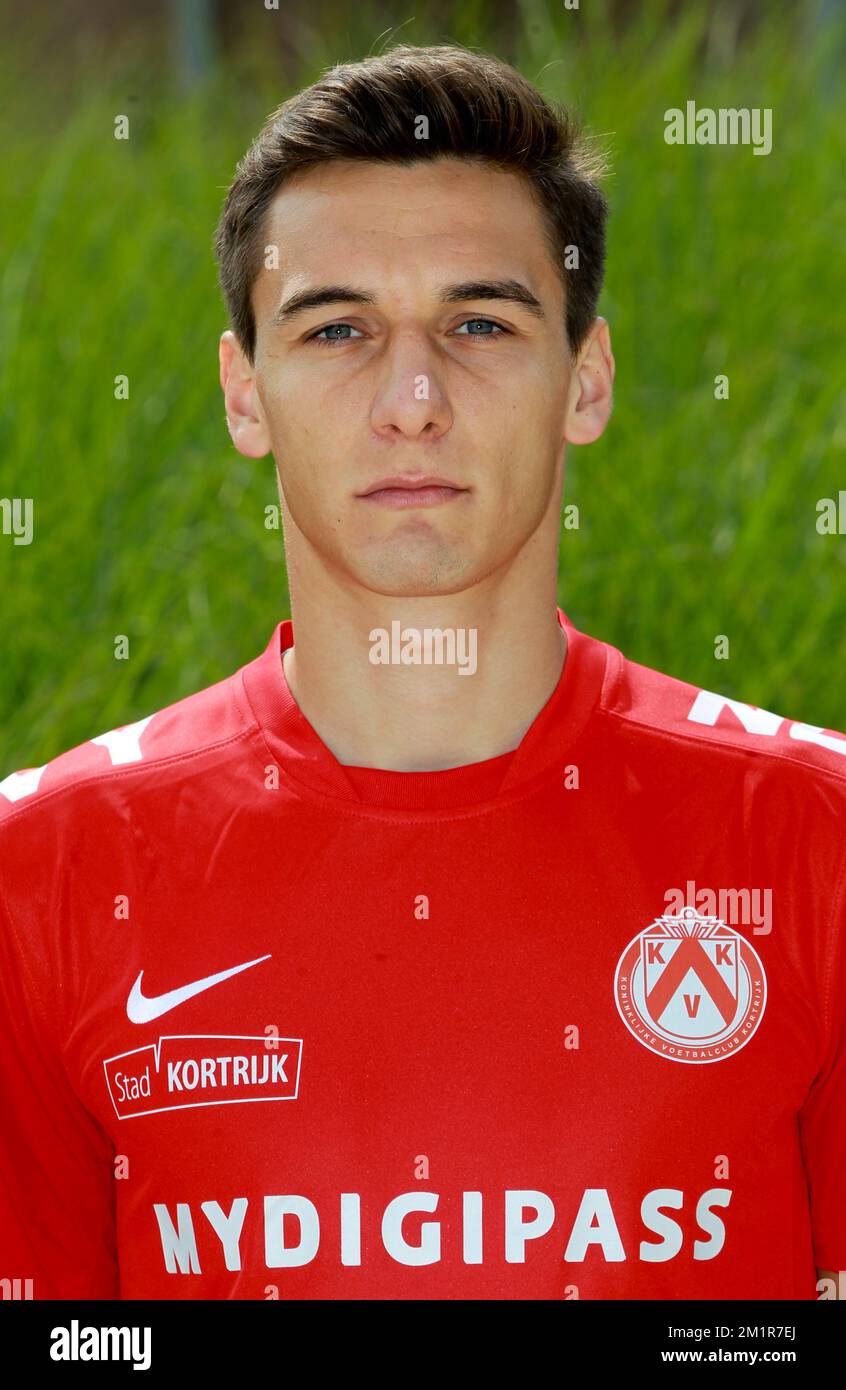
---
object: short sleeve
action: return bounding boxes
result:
[798,904,846,1272]
[0,879,119,1298]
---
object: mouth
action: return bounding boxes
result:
[356,476,470,510]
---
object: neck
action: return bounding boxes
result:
[281,583,567,773]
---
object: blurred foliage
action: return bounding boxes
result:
[1,0,845,770]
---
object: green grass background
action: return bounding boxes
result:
[1,0,845,771]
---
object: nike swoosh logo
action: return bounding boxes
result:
[126,954,272,1024]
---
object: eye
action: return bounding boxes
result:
[309,323,365,346]
[452,318,509,339]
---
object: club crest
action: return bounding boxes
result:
[614,906,766,1063]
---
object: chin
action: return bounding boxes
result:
[342,537,478,597]
[352,559,480,598]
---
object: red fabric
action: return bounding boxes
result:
[0,607,843,1299]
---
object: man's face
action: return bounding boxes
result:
[221,157,613,597]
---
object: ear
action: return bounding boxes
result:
[219,330,272,459]
[564,316,616,446]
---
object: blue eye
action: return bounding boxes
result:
[454,319,507,338]
[308,318,508,346]
[310,323,365,345]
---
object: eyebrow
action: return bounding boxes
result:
[440,279,546,319]
[271,278,546,325]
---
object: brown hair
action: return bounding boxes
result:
[214,44,610,363]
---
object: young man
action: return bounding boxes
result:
[0,44,843,1302]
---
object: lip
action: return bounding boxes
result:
[358,475,466,497]
[357,475,470,510]
[359,485,468,509]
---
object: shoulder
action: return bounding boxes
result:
[0,661,259,837]
[600,642,846,792]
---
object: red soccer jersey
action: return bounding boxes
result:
[0,607,844,1300]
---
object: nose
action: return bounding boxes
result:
[369,333,454,442]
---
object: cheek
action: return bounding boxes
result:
[258,387,316,476]
[262,369,359,449]
[494,430,562,528]
[272,428,344,525]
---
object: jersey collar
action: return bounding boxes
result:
[240,606,614,814]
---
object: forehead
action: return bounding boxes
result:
[253,157,561,307]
